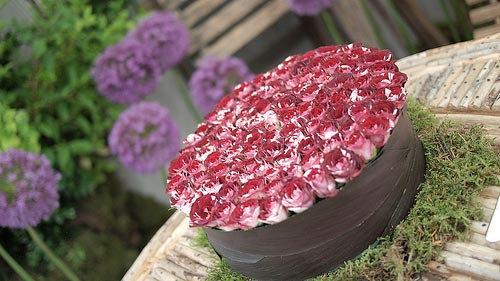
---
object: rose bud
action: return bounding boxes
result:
[231,199,261,230]
[169,183,197,215]
[218,184,237,201]
[240,178,266,201]
[213,201,236,228]
[259,196,288,224]
[343,131,376,161]
[358,114,391,147]
[303,167,338,198]
[281,177,315,213]
[189,194,218,227]
[323,147,364,183]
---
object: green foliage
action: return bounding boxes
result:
[200,99,500,280]
[0,104,40,153]
[0,0,138,271]
[0,0,134,198]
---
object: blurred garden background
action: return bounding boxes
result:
[0,0,493,280]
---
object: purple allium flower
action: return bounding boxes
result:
[91,39,161,105]
[0,149,60,229]
[189,56,254,115]
[109,102,181,174]
[130,11,190,72]
[286,0,334,16]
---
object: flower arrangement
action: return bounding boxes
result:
[166,43,408,231]
[189,56,255,115]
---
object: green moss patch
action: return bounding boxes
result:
[197,99,500,280]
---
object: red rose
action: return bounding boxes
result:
[281,177,315,213]
[213,201,237,231]
[240,178,266,201]
[189,194,218,227]
[323,147,364,183]
[259,196,288,224]
[359,114,391,147]
[343,131,376,161]
[231,199,261,230]
[303,167,338,198]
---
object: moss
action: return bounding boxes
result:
[198,99,500,280]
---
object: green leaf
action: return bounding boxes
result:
[68,139,95,155]
[56,145,73,174]
[32,39,47,58]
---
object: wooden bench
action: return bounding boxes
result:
[124,33,500,280]
[467,0,500,38]
[143,0,290,61]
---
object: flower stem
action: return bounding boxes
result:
[386,0,417,54]
[173,67,203,124]
[27,227,80,281]
[0,243,34,281]
[359,0,387,49]
[439,0,460,43]
[450,0,473,40]
[320,10,343,45]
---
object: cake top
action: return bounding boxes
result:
[166,43,408,231]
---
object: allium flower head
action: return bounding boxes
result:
[109,102,181,174]
[167,43,408,231]
[92,39,161,105]
[189,56,254,115]
[130,11,190,71]
[0,149,60,229]
[287,0,334,16]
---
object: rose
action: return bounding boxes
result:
[323,147,364,183]
[358,114,391,147]
[303,167,338,198]
[169,183,196,215]
[259,196,288,224]
[281,177,315,213]
[189,194,218,227]
[343,131,376,161]
[239,178,266,201]
[213,201,237,231]
[231,199,261,230]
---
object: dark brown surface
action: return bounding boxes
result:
[204,112,426,281]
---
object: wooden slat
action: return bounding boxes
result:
[469,2,500,25]
[465,0,489,6]
[201,0,289,57]
[189,0,266,55]
[471,61,499,109]
[444,241,500,265]
[180,0,225,28]
[474,23,500,38]
[439,250,500,280]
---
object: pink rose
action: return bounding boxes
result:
[280,177,315,213]
[300,150,322,171]
[189,194,218,227]
[259,196,288,224]
[323,147,364,183]
[358,114,391,147]
[343,131,376,161]
[303,167,338,198]
[240,178,266,201]
[348,102,371,122]
[213,201,237,231]
[231,199,261,230]
[169,183,196,215]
